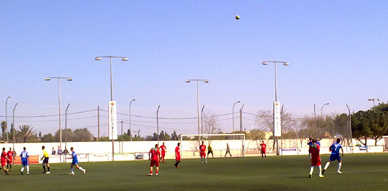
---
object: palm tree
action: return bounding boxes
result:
[18,125,36,143]
[1,121,6,141]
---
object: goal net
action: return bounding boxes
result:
[178,134,246,159]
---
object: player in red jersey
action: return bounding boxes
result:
[159,142,166,163]
[1,147,9,175]
[175,143,181,168]
[200,141,207,163]
[260,141,267,159]
[7,147,14,171]
[308,139,323,178]
[148,144,160,176]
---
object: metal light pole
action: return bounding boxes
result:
[232,101,241,133]
[201,105,205,135]
[320,103,330,137]
[262,61,289,155]
[45,77,72,157]
[368,98,380,111]
[129,99,136,141]
[156,105,161,145]
[186,79,209,142]
[12,103,17,166]
[346,104,353,152]
[65,103,70,161]
[5,96,11,143]
[95,55,128,162]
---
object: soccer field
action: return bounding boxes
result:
[4,153,388,191]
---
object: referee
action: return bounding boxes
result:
[41,146,50,174]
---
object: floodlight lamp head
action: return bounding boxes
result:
[262,61,268,65]
[283,62,289,66]
[185,80,191,83]
[45,78,51,81]
[67,78,73,81]
[95,57,102,61]
[204,80,209,83]
[7,96,11,98]
[122,57,128,61]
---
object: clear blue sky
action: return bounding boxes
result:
[1,1,388,137]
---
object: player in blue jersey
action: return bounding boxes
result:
[20,147,29,175]
[322,138,344,175]
[69,147,86,175]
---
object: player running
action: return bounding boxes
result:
[41,146,50,174]
[200,141,207,163]
[160,142,166,163]
[69,147,86,175]
[1,147,9,175]
[148,144,160,176]
[260,141,267,158]
[7,147,14,171]
[20,147,29,175]
[175,143,181,168]
[207,143,213,158]
[322,138,344,175]
[308,139,324,178]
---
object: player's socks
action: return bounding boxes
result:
[324,162,330,170]
[21,167,24,175]
[27,166,29,174]
[309,166,314,175]
[337,163,342,173]
[79,167,84,171]
[43,166,46,173]
[47,167,50,172]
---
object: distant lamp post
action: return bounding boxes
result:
[368,98,380,111]
[95,55,128,162]
[156,105,161,145]
[5,96,11,143]
[201,105,205,135]
[45,77,72,158]
[12,103,18,166]
[186,79,209,142]
[262,61,289,155]
[232,101,241,133]
[129,99,136,141]
[320,103,330,137]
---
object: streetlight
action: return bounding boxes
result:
[129,99,136,141]
[186,79,209,142]
[5,96,11,143]
[201,105,205,135]
[346,104,353,152]
[95,55,128,162]
[262,61,289,155]
[65,103,70,162]
[368,98,380,111]
[156,105,161,145]
[232,101,241,133]
[45,77,72,158]
[12,103,17,166]
[320,102,330,137]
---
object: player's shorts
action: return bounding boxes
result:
[200,152,206,158]
[311,158,321,166]
[261,149,266,154]
[207,151,213,155]
[22,160,28,166]
[7,160,12,164]
[1,161,5,167]
[329,154,341,162]
[42,157,49,164]
[72,161,79,165]
[161,152,166,157]
[150,159,160,167]
[176,154,181,161]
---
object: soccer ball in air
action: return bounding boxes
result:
[235,15,240,20]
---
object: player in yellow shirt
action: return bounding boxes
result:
[207,144,214,158]
[41,146,50,174]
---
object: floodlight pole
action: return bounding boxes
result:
[65,103,70,162]
[5,96,11,143]
[156,105,161,145]
[201,105,205,135]
[12,103,17,166]
[129,99,136,141]
[232,101,241,133]
[262,61,289,156]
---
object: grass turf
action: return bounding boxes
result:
[3,153,388,191]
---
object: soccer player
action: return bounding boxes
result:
[175,143,181,168]
[160,142,166,163]
[41,146,50,174]
[200,141,207,163]
[7,147,14,171]
[69,147,86,175]
[1,147,9,175]
[20,147,29,175]
[308,139,323,178]
[148,144,160,176]
[322,138,344,175]
[260,141,267,158]
[224,143,232,157]
[207,143,213,158]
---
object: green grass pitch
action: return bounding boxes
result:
[4,153,388,191]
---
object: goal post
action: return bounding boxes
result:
[178,134,246,159]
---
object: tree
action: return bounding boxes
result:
[17,125,36,143]
[72,128,93,142]
[1,121,6,141]
[41,133,55,142]
[203,113,222,135]
[171,130,178,140]
[159,131,171,141]
[352,110,373,146]
[247,129,266,140]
